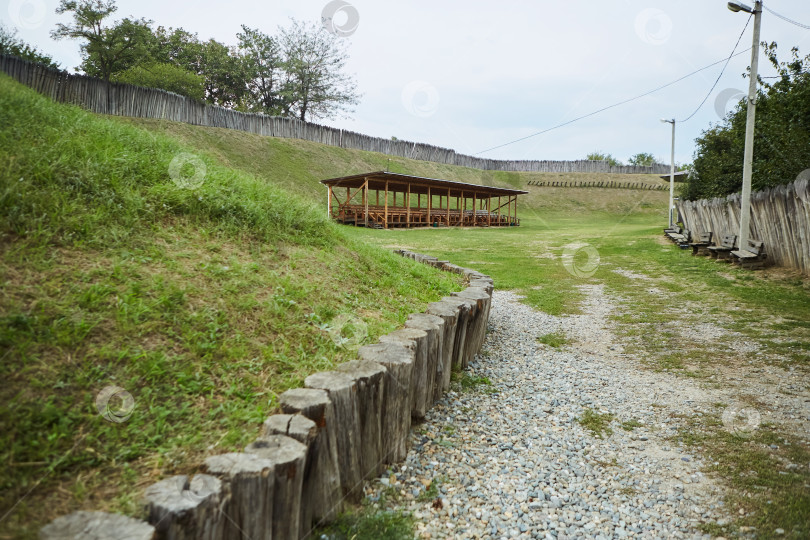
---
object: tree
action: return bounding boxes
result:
[685,43,810,200]
[112,61,205,100]
[51,0,153,80]
[586,151,623,167]
[0,23,60,68]
[237,26,286,114]
[279,19,360,121]
[628,152,658,167]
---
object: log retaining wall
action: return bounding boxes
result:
[39,252,494,540]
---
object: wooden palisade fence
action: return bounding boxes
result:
[676,179,810,274]
[0,54,669,175]
[40,253,495,540]
[527,180,668,190]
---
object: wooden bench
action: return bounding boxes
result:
[689,231,714,256]
[731,239,767,269]
[665,226,688,243]
[669,228,691,247]
[707,234,737,260]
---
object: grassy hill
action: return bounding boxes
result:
[0,74,463,538]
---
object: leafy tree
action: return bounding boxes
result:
[111,61,205,100]
[196,39,250,108]
[279,19,360,121]
[628,152,658,167]
[51,0,153,80]
[685,43,810,200]
[0,23,60,68]
[237,25,287,114]
[586,151,623,167]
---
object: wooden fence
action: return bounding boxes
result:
[676,179,810,274]
[0,54,670,175]
[528,180,667,190]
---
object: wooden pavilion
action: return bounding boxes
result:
[320,171,528,229]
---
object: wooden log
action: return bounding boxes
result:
[441,296,475,369]
[144,474,224,540]
[378,327,429,418]
[143,474,223,540]
[356,342,414,463]
[452,287,492,355]
[405,313,445,404]
[425,300,461,394]
[245,435,307,540]
[262,414,318,539]
[279,388,342,524]
[335,360,387,479]
[40,511,156,540]
[304,371,363,502]
[204,453,275,540]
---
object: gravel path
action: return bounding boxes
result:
[366,287,735,539]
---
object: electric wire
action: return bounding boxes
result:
[764,5,810,30]
[474,47,752,155]
[677,13,752,122]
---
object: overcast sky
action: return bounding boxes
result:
[4,0,810,165]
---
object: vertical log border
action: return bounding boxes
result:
[40,249,494,540]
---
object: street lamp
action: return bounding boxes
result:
[661,118,676,227]
[728,0,762,250]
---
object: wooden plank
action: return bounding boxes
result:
[364,177,369,228]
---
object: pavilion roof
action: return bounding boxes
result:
[319,171,528,198]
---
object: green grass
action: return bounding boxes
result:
[451,372,493,393]
[578,408,615,438]
[0,74,462,538]
[620,419,644,431]
[537,331,570,348]
[313,507,414,540]
[4,69,810,538]
[676,414,810,539]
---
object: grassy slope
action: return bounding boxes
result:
[0,75,462,538]
[4,72,808,538]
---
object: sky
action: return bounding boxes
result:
[4,0,810,165]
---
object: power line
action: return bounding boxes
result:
[678,13,752,122]
[473,48,752,156]
[764,6,810,30]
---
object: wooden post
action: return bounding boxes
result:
[327,185,333,220]
[357,342,414,463]
[376,189,379,207]
[384,180,389,229]
[406,184,411,227]
[487,196,491,227]
[508,195,512,226]
[446,188,450,226]
[363,177,368,229]
[279,388,342,523]
[263,414,318,536]
[335,360,387,479]
[304,371,363,502]
[204,453,275,540]
[425,301,460,394]
[244,435,308,540]
[427,186,432,226]
[498,195,502,226]
[461,191,465,227]
[144,474,223,540]
[379,328,430,419]
[41,512,155,540]
[405,313,445,405]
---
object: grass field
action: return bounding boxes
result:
[2,71,808,538]
[0,75,462,538]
